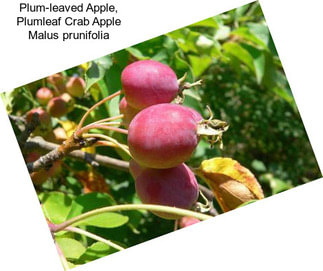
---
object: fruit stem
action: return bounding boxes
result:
[64,226,125,251]
[76,90,122,131]
[82,133,131,157]
[76,124,128,136]
[54,204,213,232]
[55,240,70,270]
[92,114,124,125]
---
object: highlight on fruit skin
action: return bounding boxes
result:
[66,76,86,98]
[134,162,199,219]
[60,93,75,113]
[36,87,54,105]
[128,103,201,169]
[119,97,140,128]
[121,60,179,110]
[196,157,264,212]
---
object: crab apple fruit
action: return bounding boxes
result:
[135,163,199,219]
[66,76,85,98]
[119,97,140,128]
[36,87,53,105]
[26,108,51,135]
[179,217,200,228]
[47,97,68,117]
[61,93,75,113]
[128,104,201,169]
[47,73,65,93]
[129,159,145,179]
[26,108,51,126]
[121,60,179,109]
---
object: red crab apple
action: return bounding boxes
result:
[134,162,199,219]
[66,76,85,98]
[119,97,140,128]
[26,152,61,185]
[47,97,68,118]
[36,87,53,105]
[128,104,202,169]
[129,159,144,179]
[179,217,200,228]
[26,108,51,135]
[121,60,179,109]
[47,73,65,93]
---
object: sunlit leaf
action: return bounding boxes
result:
[78,242,117,263]
[196,157,264,212]
[66,192,116,220]
[41,192,73,224]
[74,212,128,228]
[85,56,113,91]
[56,237,86,260]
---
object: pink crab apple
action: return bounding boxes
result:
[128,104,202,169]
[66,76,85,98]
[119,97,140,128]
[121,60,179,109]
[47,97,68,118]
[36,87,53,105]
[134,162,199,219]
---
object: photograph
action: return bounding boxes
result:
[1,1,321,269]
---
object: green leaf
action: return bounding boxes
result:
[78,242,117,263]
[167,28,200,53]
[74,212,129,228]
[126,47,149,60]
[190,17,219,28]
[41,192,73,224]
[240,43,266,84]
[66,192,116,220]
[223,42,254,72]
[108,95,120,119]
[85,55,113,91]
[214,25,231,40]
[56,238,86,260]
[238,200,258,208]
[188,55,212,77]
[231,27,267,49]
[251,160,267,172]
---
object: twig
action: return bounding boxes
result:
[26,135,98,172]
[25,136,129,171]
[55,240,70,270]
[17,113,40,149]
[65,226,125,251]
[53,204,213,232]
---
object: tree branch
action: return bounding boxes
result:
[17,113,40,149]
[25,136,129,172]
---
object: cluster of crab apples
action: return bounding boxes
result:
[119,60,213,219]
[25,73,86,184]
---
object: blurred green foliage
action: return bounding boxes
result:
[2,2,321,266]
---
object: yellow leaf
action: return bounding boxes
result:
[196,157,264,212]
[82,146,96,154]
[79,62,89,72]
[57,120,78,137]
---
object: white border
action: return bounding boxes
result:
[0,0,322,270]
